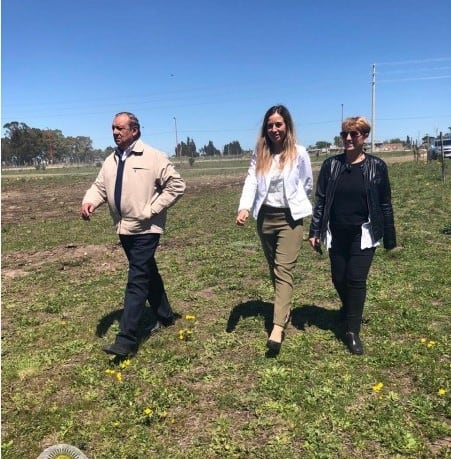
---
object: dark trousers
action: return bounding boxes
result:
[329,226,375,334]
[116,233,173,348]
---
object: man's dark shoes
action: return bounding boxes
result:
[146,320,162,335]
[346,332,364,355]
[158,316,175,327]
[103,342,136,357]
[158,312,181,327]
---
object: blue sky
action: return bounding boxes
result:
[2,0,450,154]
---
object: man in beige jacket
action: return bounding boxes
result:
[82,112,185,357]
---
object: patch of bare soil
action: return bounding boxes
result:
[0,157,414,282]
[1,243,123,279]
[1,156,411,226]
[1,176,244,226]
[1,181,89,225]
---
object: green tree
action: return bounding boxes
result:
[178,137,197,157]
[2,122,46,165]
[223,140,243,156]
[333,136,342,147]
[200,140,220,157]
[315,141,331,149]
[2,122,97,165]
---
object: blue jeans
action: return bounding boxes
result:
[116,233,173,348]
[329,226,375,334]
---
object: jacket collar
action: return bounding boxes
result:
[115,139,144,160]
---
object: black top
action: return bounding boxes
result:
[330,161,368,228]
[309,153,396,249]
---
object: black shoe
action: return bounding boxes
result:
[103,342,136,357]
[266,339,282,352]
[158,312,181,327]
[346,332,364,355]
[144,320,162,337]
[266,331,285,353]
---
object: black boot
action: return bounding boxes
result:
[346,332,364,355]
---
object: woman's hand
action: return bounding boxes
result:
[309,237,320,249]
[236,209,249,226]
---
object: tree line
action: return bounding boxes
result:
[1,122,248,167]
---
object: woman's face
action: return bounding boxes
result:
[266,113,287,146]
[340,127,367,152]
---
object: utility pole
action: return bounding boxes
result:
[371,63,376,154]
[173,116,180,165]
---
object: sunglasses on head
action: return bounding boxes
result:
[340,131,362,139]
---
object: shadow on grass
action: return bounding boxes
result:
[226,301,347,356]
[96,307,172,346]
[226,300,274,334]
[226,300,284,359]
[291,304,346,344]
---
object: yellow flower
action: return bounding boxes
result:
[372,382,384,392]
[438,388,446,396]
[144,407,152,415]
[160,410,168,418]
[185,314,196,321]
[119,359,131,369]
[427,340,436,348]
[115,372,122,382]
[420,338,427,344]
[105,369,115,375]
[113,421,120,427]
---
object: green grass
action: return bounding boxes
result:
[1,160,450,458]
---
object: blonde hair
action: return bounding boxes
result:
[342,116,371,137]
[255,105,298,175]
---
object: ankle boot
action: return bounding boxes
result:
[346,332,364,355]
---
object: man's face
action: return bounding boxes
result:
[112,114,137,150]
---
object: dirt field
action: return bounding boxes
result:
[1,154,417,282]
[1,154,416,227]
[1,173,244,281]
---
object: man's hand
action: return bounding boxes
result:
[81,203,95,221]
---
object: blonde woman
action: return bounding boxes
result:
[236,105,313,353]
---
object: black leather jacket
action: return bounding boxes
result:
[309,153,396,249]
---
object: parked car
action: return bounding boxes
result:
[428,137,451,160]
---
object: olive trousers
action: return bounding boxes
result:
[257,205,303,327]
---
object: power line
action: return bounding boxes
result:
[378,75,451,83]
[375,57,451,66]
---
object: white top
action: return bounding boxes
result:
[325,220,381,250]
[263,155,289,208]
[238,145,313,221]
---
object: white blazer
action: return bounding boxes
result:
[238,145,313,221]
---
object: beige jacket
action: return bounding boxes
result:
[83,139,185,234]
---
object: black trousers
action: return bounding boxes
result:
[329,226,375,334]
[116,233,173,348]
